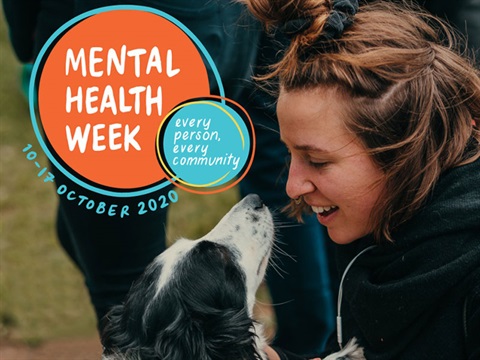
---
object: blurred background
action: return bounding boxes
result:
[0,8,274,359]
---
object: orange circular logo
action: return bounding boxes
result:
[37,8,209,191]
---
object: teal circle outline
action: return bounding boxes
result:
[160,100,250,188]
[29,5,225,198]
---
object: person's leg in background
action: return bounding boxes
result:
[54,171,172,324]
[3,0,75,99]
[238,33,337,354]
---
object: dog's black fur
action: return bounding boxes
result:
[101,241,262,360]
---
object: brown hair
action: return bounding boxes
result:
[243,0,480,241]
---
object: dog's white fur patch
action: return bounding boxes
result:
[323,338,366,360]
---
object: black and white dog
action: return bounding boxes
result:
[101,194,365,360]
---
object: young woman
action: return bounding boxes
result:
[242,0,480,359]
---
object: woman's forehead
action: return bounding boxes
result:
[278,89,350,132]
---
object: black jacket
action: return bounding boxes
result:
[276,158,480,360]
[329,158,480,359]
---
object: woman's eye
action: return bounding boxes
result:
[309,160,328,168]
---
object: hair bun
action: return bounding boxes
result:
[275,0,359,41]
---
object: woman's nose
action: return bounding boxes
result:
[286,157,315,199]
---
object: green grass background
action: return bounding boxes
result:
[0,8,273,346]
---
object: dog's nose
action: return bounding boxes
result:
[245,194,264,210]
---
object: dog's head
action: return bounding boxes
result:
[101,194,274,360]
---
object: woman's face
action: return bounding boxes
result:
[278,87,385,244]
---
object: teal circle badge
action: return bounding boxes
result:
[156,97,255,194]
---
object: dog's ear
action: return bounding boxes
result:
[101,261,165,359]
[150,305,208,360]
[152,305,262,360]
[100,304,131,356]
[200,307,263,360]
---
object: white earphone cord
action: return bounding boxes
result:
[336,245,377,350]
